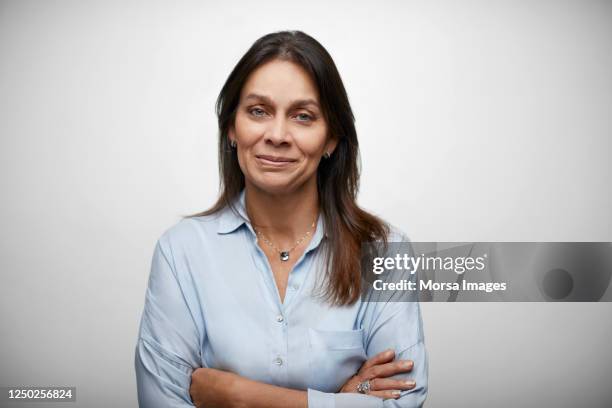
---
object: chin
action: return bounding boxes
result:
[251,175,300,196]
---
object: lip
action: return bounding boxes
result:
[255,155,297,167]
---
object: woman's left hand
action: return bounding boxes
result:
[339,349,416,399]
[190,367,241,408]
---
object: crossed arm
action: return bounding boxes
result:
[135,239,427,408]
[136,336,423,408]
[188,348,419,408]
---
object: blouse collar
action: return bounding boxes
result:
[216,189,327,250]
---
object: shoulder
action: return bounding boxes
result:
[376,222,417,259]
[156,211,225,254]
[362,220,414,257]
[384,222,412,243]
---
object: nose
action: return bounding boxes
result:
[264,116,291,146]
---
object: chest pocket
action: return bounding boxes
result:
[307,328,367,392]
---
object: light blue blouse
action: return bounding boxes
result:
[135,190,428,407]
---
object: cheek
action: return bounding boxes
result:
[295,128,328,156]
[234,114,264,144]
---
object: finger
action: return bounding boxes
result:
[363,360,413,380]
[370,378,416,392]
[368,390,402,400]
[361,349,395,371]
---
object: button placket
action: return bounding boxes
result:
[270,308,288,384]
[284,256,310,306]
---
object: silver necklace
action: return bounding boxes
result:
[254,221,316,262]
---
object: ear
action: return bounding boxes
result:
[228,125,236,145]
[324,136,339,156]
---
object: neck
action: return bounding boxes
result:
[244,180,319,245]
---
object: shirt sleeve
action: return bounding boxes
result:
[307,238,429,408]
[135,237,203,407]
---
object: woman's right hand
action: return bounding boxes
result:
[339,349,416,400]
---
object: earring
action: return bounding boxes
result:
[230,140,237,148]
[323,151,331,159]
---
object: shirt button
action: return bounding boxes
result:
[291,284,299,291]
[274,357,283,366]
[276,314,284,323]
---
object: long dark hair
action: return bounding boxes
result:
[187,30,389,306]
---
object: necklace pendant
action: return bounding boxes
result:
[280,251,290,262]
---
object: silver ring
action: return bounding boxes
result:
[357,379,371,394]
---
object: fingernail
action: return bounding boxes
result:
[403,360,413,369]
[392,390,401,397]
[386,349,394,356]
[405,380,416,387]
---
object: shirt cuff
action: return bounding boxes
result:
[307,389,335,408]
[334,392,383,408]
[307,389,384,408]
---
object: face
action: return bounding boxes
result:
[229,59,337,196]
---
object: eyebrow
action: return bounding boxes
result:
[244,93,320,110]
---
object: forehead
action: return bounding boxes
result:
[240,59,320,104]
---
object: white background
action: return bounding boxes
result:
[1,0,611,406]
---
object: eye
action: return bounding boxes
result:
[248,107,268,118]
[295,112,314,122]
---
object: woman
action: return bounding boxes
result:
[135,30,428,407]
